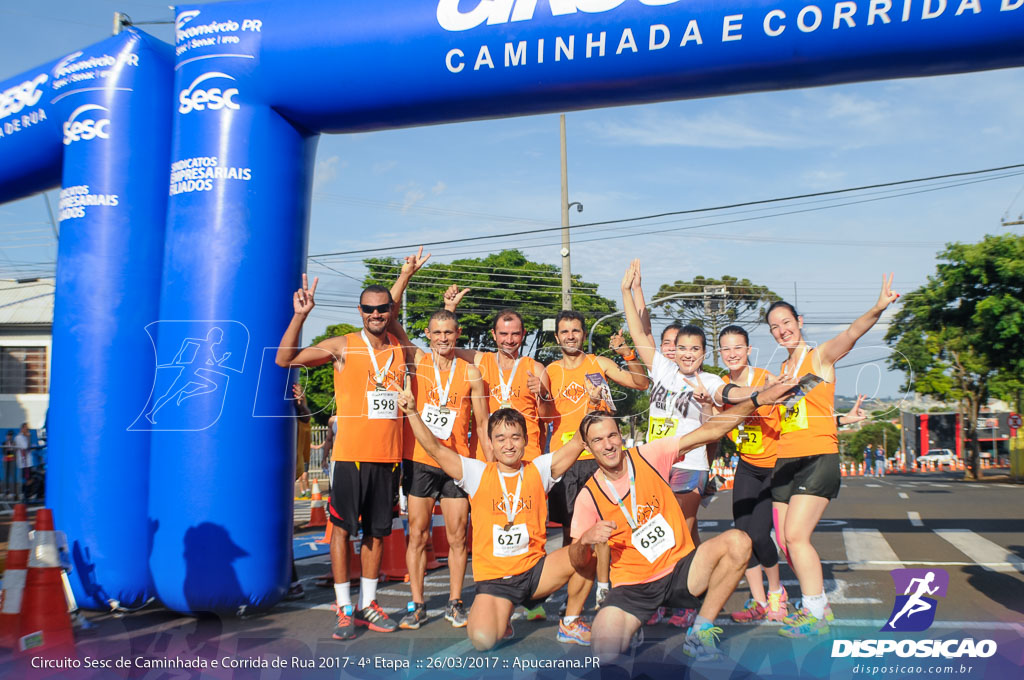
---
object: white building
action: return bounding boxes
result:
[0,278,53,432]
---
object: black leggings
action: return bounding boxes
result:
[732,458,779,570]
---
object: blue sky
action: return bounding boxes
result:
[3,0,1024,400]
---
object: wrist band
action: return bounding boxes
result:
[750,391,760,409]
[836,414,843,427]
[619,349,637,361]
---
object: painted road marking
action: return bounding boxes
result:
[866,484,881,488]
[843,528,903,570]
[898,492,909,499]
[907,511,923,527]
[934,529,1024,573]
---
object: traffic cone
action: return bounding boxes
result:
[841,463,848,477]
[302,479,327,529]
[379,507,409,582]
[17,509,73,655]
[0,504,30,648]
[432,505,450,559]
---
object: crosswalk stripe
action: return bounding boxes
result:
[842,529,903,570]
[898,492,909,499]
[907,511,923,527]
[934,529,1024,573]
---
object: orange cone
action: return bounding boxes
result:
[431,505,450,559]
[841,463,848,477]
[302,479,327,529]
[0,504,30,648]
[17,509,73,655]
[379,509,409,582]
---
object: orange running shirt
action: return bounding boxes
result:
[403,353,475,466]
[475,352,543,461]
[547,354,609,460]
[332,332,406,463]
[776,347,838,458]
[581,448,693,587]
[462,457,552,582]
[723,367,780,468]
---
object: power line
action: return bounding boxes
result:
[309,163,1024,258]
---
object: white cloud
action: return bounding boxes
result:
[430,181,446,196]
[587,112,802,150]
[312,155,341,191]
[402,188,426,213]
[372,160,397,175]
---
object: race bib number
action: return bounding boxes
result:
[422,404,455,439]
[779,398,809,434]
[735,424,764,455]
[561,430,592,458]
[366,390,398,420]
[648,417,679,441]
[631,513,675,563]
[492,523,529,558]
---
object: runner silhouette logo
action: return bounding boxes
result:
[882,568,949,632]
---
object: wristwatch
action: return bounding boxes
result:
[750,391,761,409]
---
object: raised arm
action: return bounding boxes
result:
[674,379,798,461]
[600,329,650,390]
[838,394,868,426]
[818,274,899,370]
[550,430,586,478]
[397,384,465,480]
[620,260,658,370]
[275,274,346,368]
[468,364,493,462]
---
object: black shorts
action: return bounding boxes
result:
[602,550,702,624]
[548,459,599,530]
[402,459,467,501]
[771,453,841,503]
[329,461,399,537]
[474,556,548,609]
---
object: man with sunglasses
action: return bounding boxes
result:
[276,249,429,640]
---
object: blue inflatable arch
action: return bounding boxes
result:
[2,0,1023,614]
[0,28,172,609]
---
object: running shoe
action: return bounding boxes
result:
[332,604,356,640]
[445,599,468,628]
[779,607,831,638]
[502,623,515,641]
[398,602,427,630]
[683,622,725,662]
[285,582,306,601]
[766,590,789,622]
[783,604,833,626]
[645,606,666,626]
[595,584,609,609]
[668,607,697,628]
[556,618,592,646]
[524,604,547,621]
[730,598,767,622]
[355,600,398,632]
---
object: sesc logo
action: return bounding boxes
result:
[0,73,47,120]
[63,104,110,145]
[178,72,240,115]
[883,568,948,632]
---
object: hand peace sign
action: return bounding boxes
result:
[401,246,432,277]
[876,273,899,311]
[293,273,318,316]
[683,372,712,405]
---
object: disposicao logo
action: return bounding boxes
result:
[883,567,948,632]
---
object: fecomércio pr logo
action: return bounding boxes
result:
[883,567,949,632]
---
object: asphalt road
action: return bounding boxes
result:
[3,470,1021,680]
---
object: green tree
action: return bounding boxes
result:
[297,322,359,424]
[362,249,621,357]
[650,275,781,366]
[846,422,900,463]
[885,234,1024,479]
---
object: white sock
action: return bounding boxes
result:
[770,587,785,595]
[803,592,828,619]
[359,577,378,609]
[596,581,609,591]
[756,599,768,608]
[562,615,579,625]
[334,582,351,609]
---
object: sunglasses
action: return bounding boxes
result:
[360,302,392,314]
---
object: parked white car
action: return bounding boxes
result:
[917,449,956,468]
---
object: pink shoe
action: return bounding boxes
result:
[667,608,697,628]
[730,598,767,622]
[765,590,788,622]
[645,606,666,626]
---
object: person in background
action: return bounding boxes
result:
[1,430,15,498]
[295,383,313,498]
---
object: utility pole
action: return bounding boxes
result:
[559,114,572,311]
